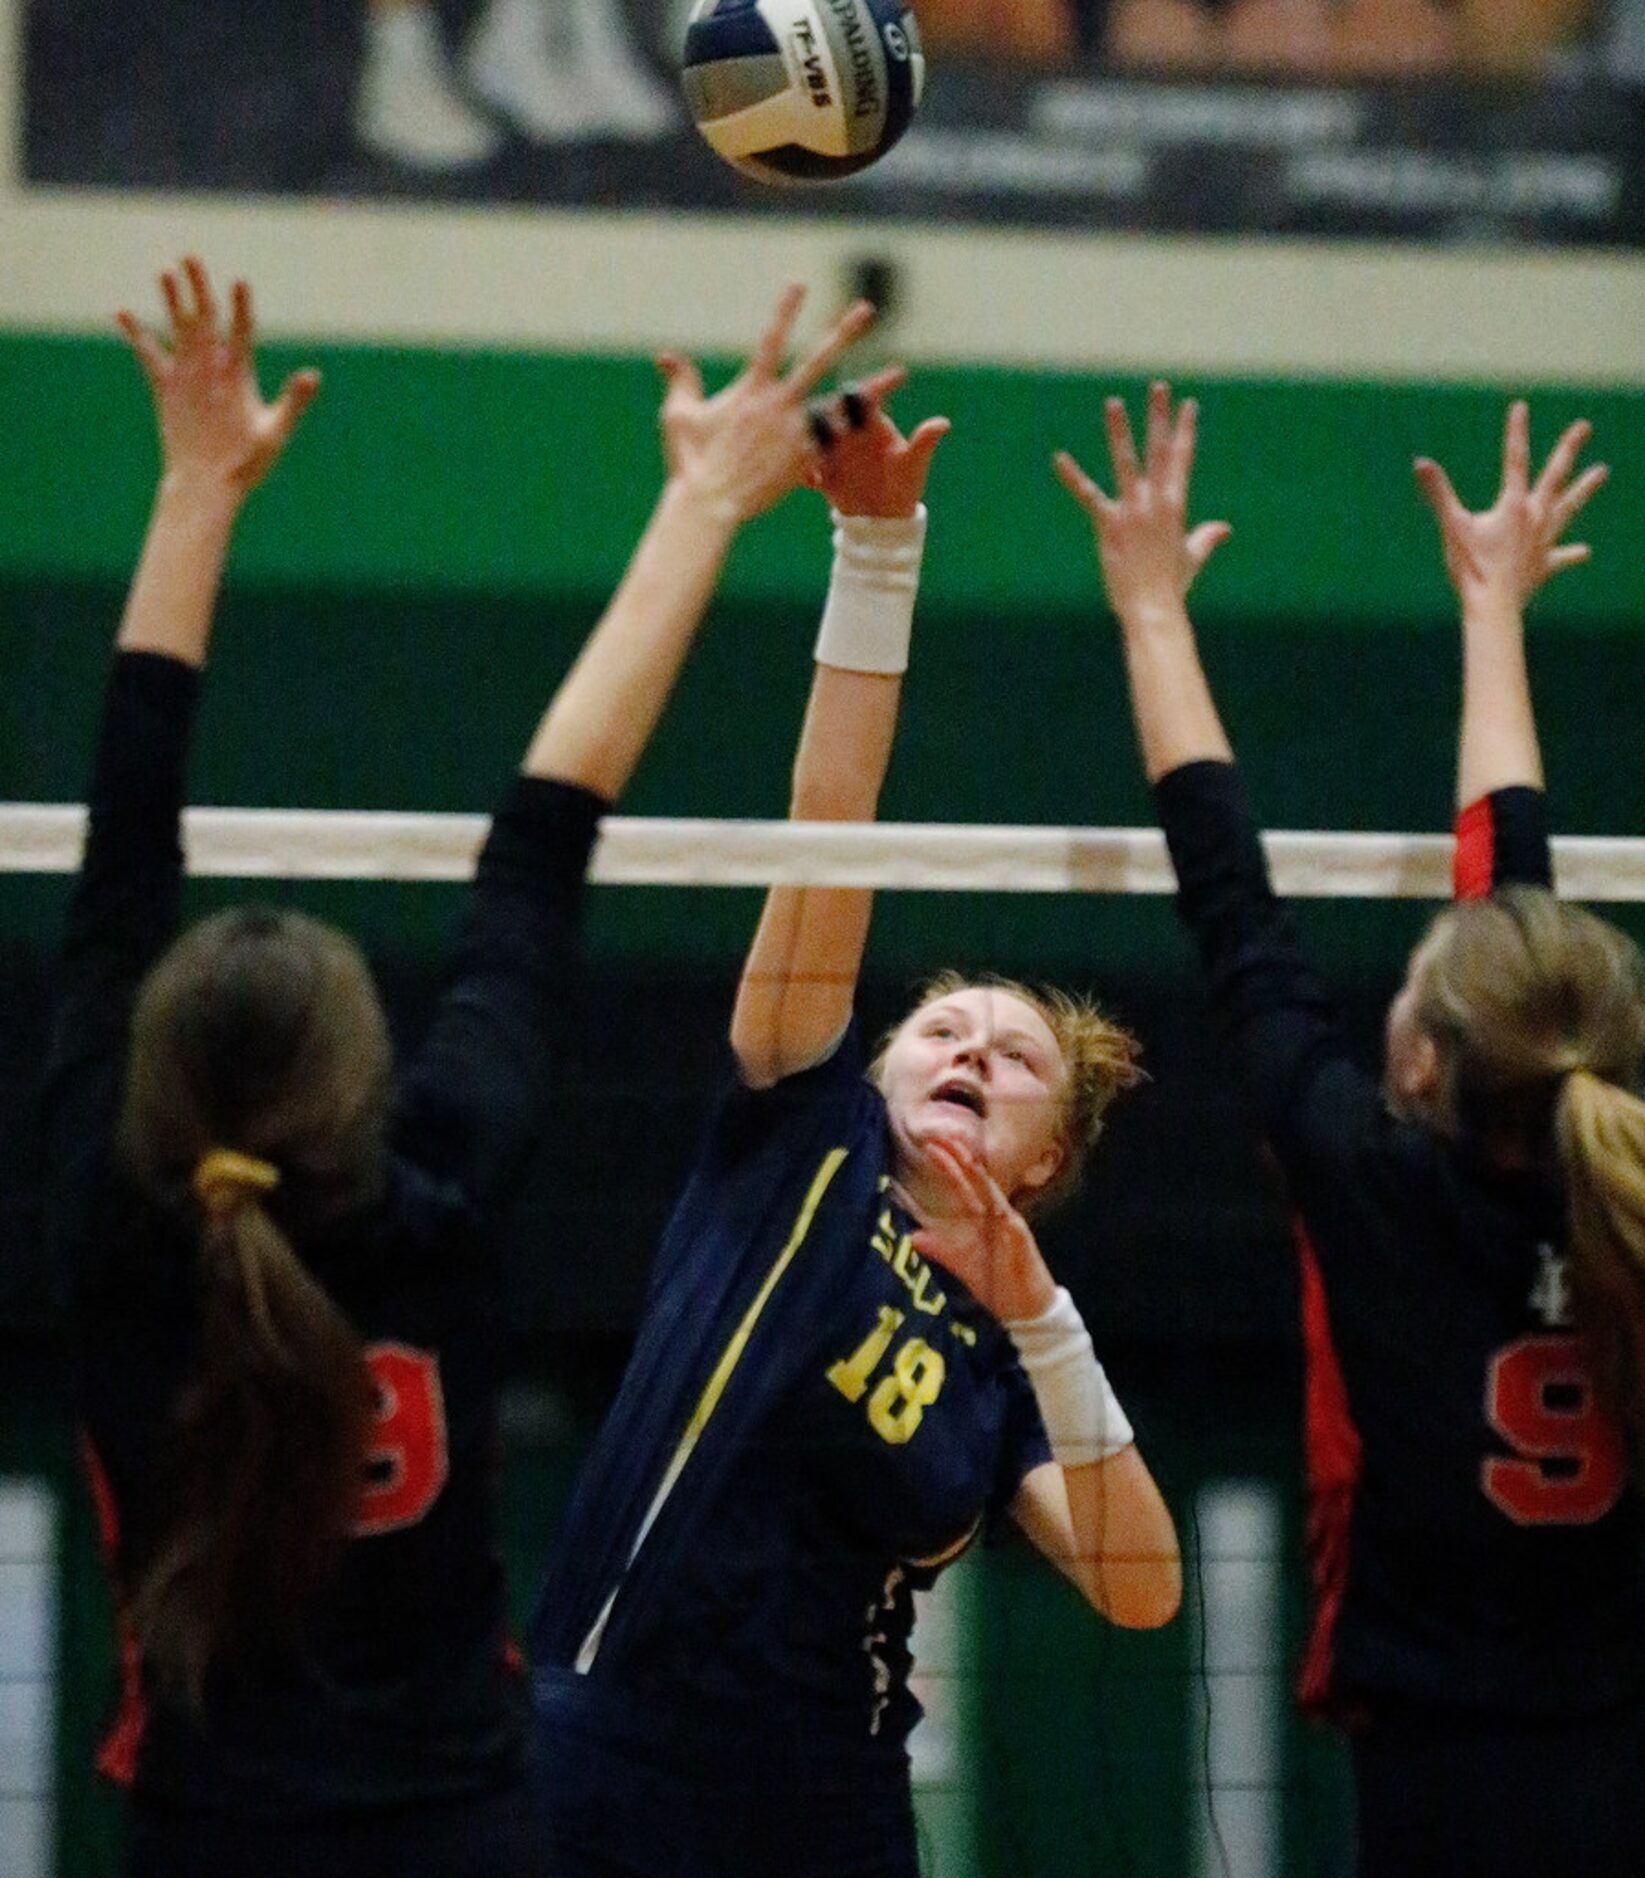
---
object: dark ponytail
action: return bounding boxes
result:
[118,906,392,1698]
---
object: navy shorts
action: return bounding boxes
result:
[531,1667,920,1878]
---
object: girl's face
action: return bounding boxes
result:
[1384,928,1445,1120]
[878,986,1067,1205]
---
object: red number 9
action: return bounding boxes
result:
[1482,1334,1625,1527]
[353,1343,450,1537]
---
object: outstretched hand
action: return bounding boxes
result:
[116,257,320,499]
[656,285,874,527]
[1414,402,1607,611]
[906,1137,1057,1323]
[805,368,950,518]
[1054,381,1231,627]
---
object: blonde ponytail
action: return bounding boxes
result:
[1407,890,1645,1473]
[1556,1070,1645,1468]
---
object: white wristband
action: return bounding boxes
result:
[1005,1286,1134,1467]
[812,506,927,675]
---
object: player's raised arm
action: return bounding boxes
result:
[729,373,948,1088]
[401,286,872,1205]
[115,257,320,669]
[1055,384,1232,782]
[1414,403,1606,887]
[523,285,873,798]
[47,260,320,1265]
[1059,385,1381,1158]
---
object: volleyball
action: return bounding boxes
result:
[681,0,924,185]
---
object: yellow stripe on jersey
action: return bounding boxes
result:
[676,1145,850,1453]
[575,1145,850,1671]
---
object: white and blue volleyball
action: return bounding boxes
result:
[682,0,924,185]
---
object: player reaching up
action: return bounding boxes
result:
[528,370,1180,1878]
[1058,384,1645,1877]
[46,258,867,1877]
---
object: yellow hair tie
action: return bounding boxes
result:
[193,1148,281,1219]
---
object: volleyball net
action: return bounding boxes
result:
[9,801,1645,1878]
[8,803,1645,900]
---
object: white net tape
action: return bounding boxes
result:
[6,804,1645,900]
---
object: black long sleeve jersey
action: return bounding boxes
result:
[1156,760,1645,1719]
[45,651,604,1818]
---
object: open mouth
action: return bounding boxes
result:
[931,1079,986,1118]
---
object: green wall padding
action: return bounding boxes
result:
[1,334,1640,623]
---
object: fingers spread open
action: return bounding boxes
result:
[115,311,168,386]
[1533,417,1592,503]
[835,388,866,431]
[1105,396,1141,497]
[786,297,874,400]
[228,280,255,365]
[182,256,218,335]
[656,350,705,402]
[924,1139,992,1214]
[854,363,907,407]
[1500,399,1530,496]
[1413,457,1464,525]
[905,416,951,471]
[1166,396,1198,506]
[1551,461,1608,534]
[1548,542,1591,574]
[160,269,187,336]
[274,370,322,439]
[1144,381,1172,481]
[1053,449,1110,516]
[747,281,807,381]
[1185,520,1232,575]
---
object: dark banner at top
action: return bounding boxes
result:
[22,0,1645,245]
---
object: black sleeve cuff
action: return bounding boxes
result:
[1454,787,1552,899]
[1153,758,1272,899]
[477,774,608,907]
[1485,785,1553,892]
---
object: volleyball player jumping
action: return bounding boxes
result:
[45,258,868,1877]
[1060,384,1645,1876]
[528,374,1181,1878]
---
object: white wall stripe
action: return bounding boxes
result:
[909,1563,980,1878]
[0,1481,57,1878]
[1192,1481,1283,1878]
[2,190,1641,383]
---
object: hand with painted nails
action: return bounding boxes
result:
[655,284,874,528]
[1415,402,1607,612]
[906,1135,1058,1324]
[1054,380,1231,631]
[805,367,950,520]
[116,256,320,502]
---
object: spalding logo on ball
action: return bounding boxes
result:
[683,0,925,185]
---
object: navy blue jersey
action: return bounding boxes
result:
[46,651,605,1818]
[530,1027,1049,1754]
[1157,760,1645,1719]
[619,1175,1045,1743]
